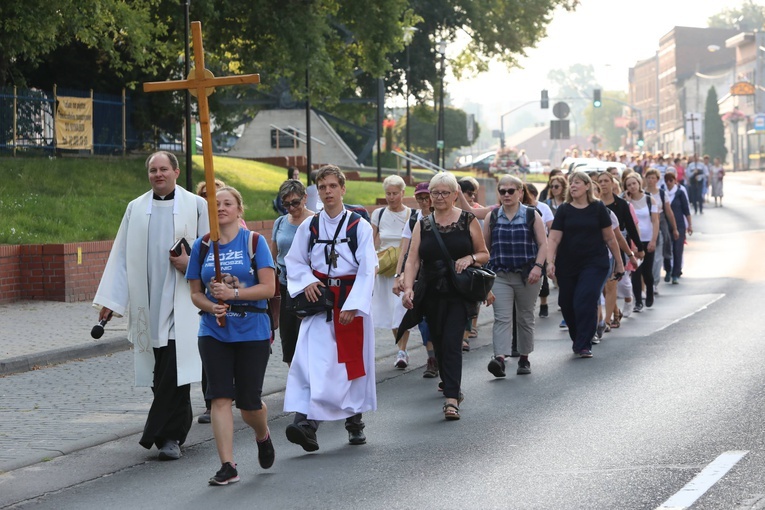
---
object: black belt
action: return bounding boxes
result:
[199,305,267,317]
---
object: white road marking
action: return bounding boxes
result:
[656,450,749,510]
[653,294,725,334]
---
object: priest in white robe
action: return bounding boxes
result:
[284,165,377,451]
[93,151,208,460]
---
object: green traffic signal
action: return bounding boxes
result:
[593,89,602,108]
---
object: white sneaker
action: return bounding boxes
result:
[394,350,409,369]
[623,303,633,318]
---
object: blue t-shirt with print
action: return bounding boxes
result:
[186,228,275,342]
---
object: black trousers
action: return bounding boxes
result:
[631,250,655,306]
[557,264,609,353]
[279,284,301,364]
[139,340,193,449]
[425,298,468,400]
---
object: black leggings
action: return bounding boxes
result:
[631,250,655,306]
[424,298,468,400]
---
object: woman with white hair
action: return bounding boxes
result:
[370,175,413,369]
[402,172,489,420]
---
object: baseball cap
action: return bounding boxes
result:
[414,182,429,195]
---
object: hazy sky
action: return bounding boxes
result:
[449,0,763,130]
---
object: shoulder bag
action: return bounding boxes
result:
[428,213,495,302]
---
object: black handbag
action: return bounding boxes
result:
[428,214,496,302]
[285,287,334,318]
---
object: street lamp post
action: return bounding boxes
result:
[403,27,417,180]
[435,40,446,169]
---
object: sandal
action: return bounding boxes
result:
[468,328,478,339]
[462,341,470,352]
[443,403,460,420]
[610,318,620,329]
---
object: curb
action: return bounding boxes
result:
[0,337,131,376]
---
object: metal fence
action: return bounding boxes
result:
[0,86,166,156]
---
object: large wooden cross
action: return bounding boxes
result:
[143,21,260,325]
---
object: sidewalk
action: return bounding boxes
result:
[0,299,495,473]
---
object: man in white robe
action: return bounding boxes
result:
[284,165,377,451]
[93,151,208,460]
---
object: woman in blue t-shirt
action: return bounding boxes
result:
[269,179,314,366]
[187,186,276,486]
[547,172,624,359]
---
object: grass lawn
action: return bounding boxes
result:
[0,155,548,245]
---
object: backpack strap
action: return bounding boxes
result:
[308,212,361,265]
[489,207,500,232]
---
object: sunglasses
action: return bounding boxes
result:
[415,195,431,202]
[497,188,519,196]
[284,199,303,209]
[551,185,561,189]
[465,191,476,198]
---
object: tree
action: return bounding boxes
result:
[0,0,169,87]
[708,0,765,31]
[703,87,727,161]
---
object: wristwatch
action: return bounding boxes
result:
[534,262,544,270]
[393,273,401,279]
[234,288,239,299]
[470,254,477,263]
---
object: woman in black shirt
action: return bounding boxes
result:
[547,172,624,358]
[402,173,489,420]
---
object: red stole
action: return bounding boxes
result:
[313,271,366,380]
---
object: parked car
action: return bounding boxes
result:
[458,151,496,172]
[560,157,626,177]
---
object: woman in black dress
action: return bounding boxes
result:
[402,172,489,420]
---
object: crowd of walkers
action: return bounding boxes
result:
[95,151,704,487]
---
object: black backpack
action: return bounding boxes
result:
[308,211,363,265]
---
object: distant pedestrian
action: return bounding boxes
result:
[663,173,692,284]
[93,151,208,460]
[623,173,659,313]
[710,157,724,207]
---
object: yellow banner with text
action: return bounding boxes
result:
[55,97,93,150]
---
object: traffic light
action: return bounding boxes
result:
[541,89,549,109]
[637,130,644,147]
[593,89,602,108]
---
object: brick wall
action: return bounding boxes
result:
[0,220,280,304]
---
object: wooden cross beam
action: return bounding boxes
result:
[143,21,260,326]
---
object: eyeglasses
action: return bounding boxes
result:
[284,199,303,209]
[430,191,452,198]
[497,188,519,195]
[415,195,431,203]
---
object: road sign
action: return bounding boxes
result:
[552,101,570,119]
[645,119,656,130]
[754,114,765,131]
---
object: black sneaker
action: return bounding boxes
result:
[517,359,531,375]
[664,273,671,283]
[422,357,439,378]
[539,304,548,318]
[209,462,240,486]
[285,424,319,452]
[257,434,275,469]
[633,303,644,313]
[646,293,654,308]
[487,356,506,378]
